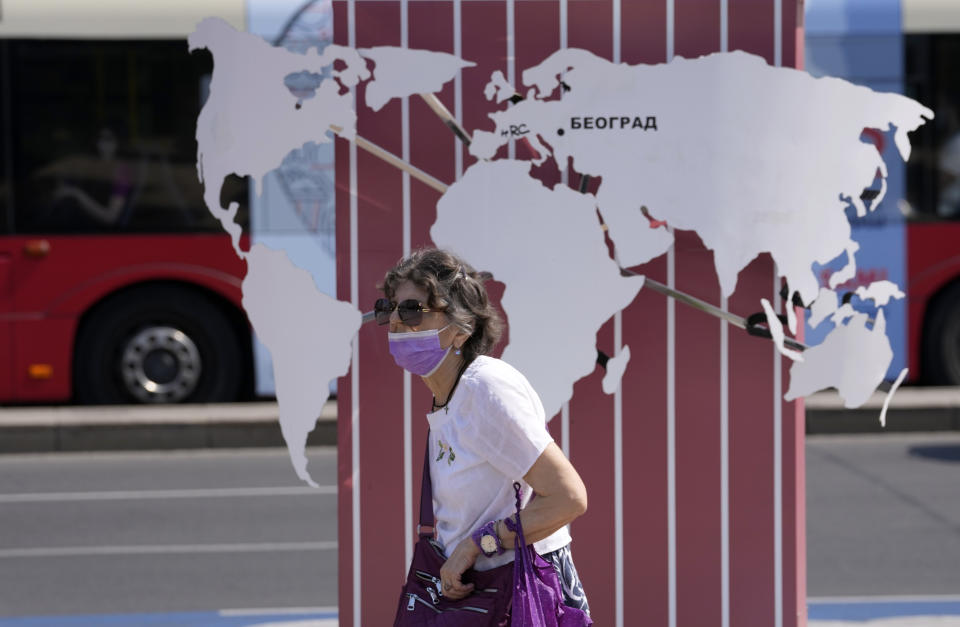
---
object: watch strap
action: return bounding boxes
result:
[471,519,505,557]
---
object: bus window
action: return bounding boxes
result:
[0,42,10,235]
[905,34,960,220]
[9,40,248,235]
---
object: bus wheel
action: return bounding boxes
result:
[74,285,243,404]
[923,282,960,385]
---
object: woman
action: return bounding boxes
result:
[377,247,591,613]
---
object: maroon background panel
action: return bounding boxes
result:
[621,255,670,627]
[673,2,723,624]
[563,3,617,625]
[334,2,805,626]
[729,254,778,627]
[620,8,670,626]
[675,232,724,627]
[409,0,458,532]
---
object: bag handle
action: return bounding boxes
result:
[504,482,527,553]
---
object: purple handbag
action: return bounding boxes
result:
[504,483,592,627]
[393,442,513,625]
[393,436,592,626]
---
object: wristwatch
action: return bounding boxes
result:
[471,520,505,558]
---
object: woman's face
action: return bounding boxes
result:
[389,280,451,335]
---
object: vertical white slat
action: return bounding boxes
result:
[719,6,730,627]
[666,243,676,627]
[721,296,730,627]
[347,1,360,624]
[666,0,675,63]
[612,3,624,626]
[454,0,464,180]
[561,403,570,458]
[721,0,729,53]
[773,3,784,624]
[666,4,676,627]
[559,0,570,459]
[773,278,784,627]
[400,0,413,577]
[612,0,621,62]
[506,0,516,160]
[614,311,624,627]
[774,0,783,68]
[560,0,568,49]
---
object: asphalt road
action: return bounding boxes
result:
[807,431,960,597]
[0,448,338,617]
[0,433,958,619]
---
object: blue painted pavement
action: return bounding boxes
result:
[810,596,960,622]
[0,609,337,627]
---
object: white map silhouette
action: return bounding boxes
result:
[462,48,931,412]
[359,47,475,112]
[191,19,486,483]
[242,244,361,485]
[602,347,633,396]
[193,18,933,480]
[432,159,645,418]
[470,49,932,309]
[191,18,368,484]
[190,18,368,250]
[785,308,893,408]
[855,280,906,307]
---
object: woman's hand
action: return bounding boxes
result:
[439,536,481,600]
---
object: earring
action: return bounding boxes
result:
[455,348,462,355]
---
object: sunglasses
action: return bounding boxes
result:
[373,298,444,326]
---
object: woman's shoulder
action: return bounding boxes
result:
[460,356,536,403]
[463,355,524,384]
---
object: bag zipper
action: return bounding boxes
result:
[460,606,490,613]
[407,593,441,613]
[405,592,490,614]
[414,570,443,603]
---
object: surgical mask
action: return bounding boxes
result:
[388,326,452,376]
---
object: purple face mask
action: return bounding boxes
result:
[388,326,452,376]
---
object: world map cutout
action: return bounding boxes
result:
[191,18,933,484]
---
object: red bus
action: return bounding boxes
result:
[3,0,958,407]
[0,3,256,404]
[807,0,960,386]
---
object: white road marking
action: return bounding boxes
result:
[0,541,338,558]
[0,486,335,503]
[220,607,338,616]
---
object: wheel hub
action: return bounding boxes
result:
[120,327,202,403]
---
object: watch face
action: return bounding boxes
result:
[480,534,498,554]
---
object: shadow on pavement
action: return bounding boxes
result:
[909,445,960,463]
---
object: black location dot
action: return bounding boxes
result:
[557,128,565,136]
[295,102,302,110]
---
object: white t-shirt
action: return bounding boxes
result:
[426,355,572,571]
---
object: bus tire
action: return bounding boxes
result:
[74,285,243,404]
[923,281,960,385]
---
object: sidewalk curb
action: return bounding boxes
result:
[805,387,960,434]
[2,389,959,453]
[0,401,336,453]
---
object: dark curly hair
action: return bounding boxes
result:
[380,248,503,364]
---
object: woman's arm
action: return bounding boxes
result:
[438,442,587,600]
[501,442,587,547]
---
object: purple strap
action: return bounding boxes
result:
[504,482,526,547]
[418,434,524,539]
[418,433,435,538]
